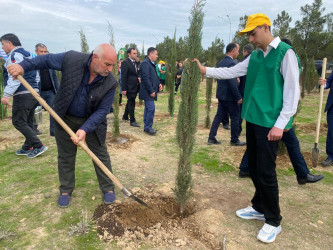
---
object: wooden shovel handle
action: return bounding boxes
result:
[17,75,124,190]
[315,58,327,144]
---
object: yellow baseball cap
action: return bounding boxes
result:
[238,13,271,36]
[159,60,165,64]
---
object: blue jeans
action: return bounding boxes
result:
[143,100,155,131]
[239,128,309,178]
[41,89,56,134]
[327,108,333,160]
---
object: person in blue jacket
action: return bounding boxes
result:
[139,47,162,135]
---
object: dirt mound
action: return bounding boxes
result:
[93,191,224,249]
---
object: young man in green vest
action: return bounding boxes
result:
[193,13,300,243]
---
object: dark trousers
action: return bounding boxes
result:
[55,115,114,194]
[221,108,230,126]
[143,100,155,131]
[175,80,181,93]
[238,103,243,135]
[122,92,137,123]
[240,128,309,178]
[209,100,240,142]
[246,122,281,227]
[327,108,333,160]
[41,89,56,134]
[12,93,43,150]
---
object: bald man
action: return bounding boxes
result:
[8,44,118,207]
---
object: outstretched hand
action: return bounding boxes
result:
[7,64,24,78]
[192,58,206,74]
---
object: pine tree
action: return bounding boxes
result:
[79,27,89,53]
[174,0,205,214]
[204,38,218,128]
[167,29,177,117]
[107,21,120,138]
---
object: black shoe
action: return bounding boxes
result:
[223,124,230,130]
[122,117,129,122]
[207,138,221,145]
[50,131,55,137]
[321,158,333,167]
[130,122,140,127]
[230,141,246,146]
[239,170,250,178]
[144,129,157,135]
[297,174,324,185]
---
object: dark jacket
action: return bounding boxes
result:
[216,56,242,102]
[55,51,117,144]
[20,50,118,145]
[238,53,251,98]
[325,71,333,112]
[139,57,159,101]
[39,69,60,93]
[121,58,139,93]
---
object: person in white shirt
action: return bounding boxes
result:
[193,13,300,244]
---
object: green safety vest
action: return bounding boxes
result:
[242,42,300,129]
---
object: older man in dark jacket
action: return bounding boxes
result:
[8,44,118,208]
[208,43,246,146]
[139,47,162,135]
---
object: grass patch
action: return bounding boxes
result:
[192,148,234,172]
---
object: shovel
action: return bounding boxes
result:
[17,75,150,208]
[312,58,327,168]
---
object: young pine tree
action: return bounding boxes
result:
[79,27,89,53]
[174,0,205,214]
[168,29,177,117]
[204,38,218,128]
[107,21,120,139]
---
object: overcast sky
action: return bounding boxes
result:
[0,0,332,57]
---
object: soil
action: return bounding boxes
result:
[93,185,228,249]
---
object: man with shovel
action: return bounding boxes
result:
[318,71,333,166]
[193,13,300,243]
[7,44,118,208]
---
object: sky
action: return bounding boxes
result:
[0,0,332,57]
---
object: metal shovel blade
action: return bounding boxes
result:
[121,187,150,208]
[312,144,319,168]
[129,195,151,208]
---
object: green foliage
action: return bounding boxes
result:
[233,15,249,60]
[79,27,89,53]
[167,29,177,117]
[201,37,224,65]
[300,54,318,98]
[192,148,234,173]
[107,21,120,138]
[174,0,205,213]
[141,41,145,60]
[273,11,292,38]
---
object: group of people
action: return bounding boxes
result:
[1,11,332,245]
[118,47,183,134]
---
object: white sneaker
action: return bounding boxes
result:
[236,206,265,221]
[257,223,282,243]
